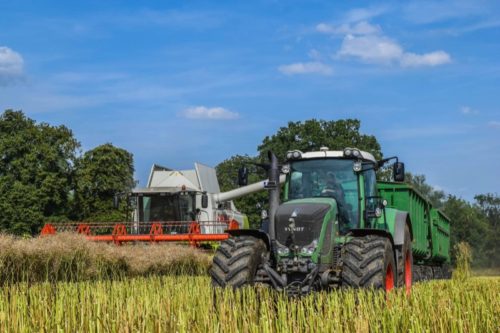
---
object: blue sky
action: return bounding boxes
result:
[1,0,499,200]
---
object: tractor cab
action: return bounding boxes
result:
[282,147,382,235]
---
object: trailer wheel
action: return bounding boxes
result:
[342,235,396,292]
[209,236,266,288]
[396,224,413,294]
[441,263,452,279]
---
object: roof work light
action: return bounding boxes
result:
[286,150,303,160]
[343,148,361,158]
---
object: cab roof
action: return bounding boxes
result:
[297,150,377,163]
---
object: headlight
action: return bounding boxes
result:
[277,246,290,256]
[300,239,318,256]
[344,149,352,157]
[286,152,293,159]
[352,150,360,158]
[353,161,362,172]
[292,151,301,159]
[281,164,290,174]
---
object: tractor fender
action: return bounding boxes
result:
[349,228,395,248]
[227,229,271,250]
[393,212,413,246]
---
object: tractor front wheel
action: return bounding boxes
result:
[209,236,266,288]
[342,235,396,292]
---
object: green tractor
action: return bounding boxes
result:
[210,148,451,295]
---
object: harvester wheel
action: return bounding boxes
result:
[342,235,396,292]
[209,236,266,288]
[396,224,413,293]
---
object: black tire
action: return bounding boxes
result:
[209,236,267,288]
[342,235,397,291]
[441,263,452,279]
[423,266,433,281]
[413,265,423,282]
[432,266,443,279]
[396,224,413,291]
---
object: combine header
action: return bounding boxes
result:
[42,163,282,246]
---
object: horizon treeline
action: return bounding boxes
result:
[0,111,498,268]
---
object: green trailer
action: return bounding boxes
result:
[378,182,451,279]
[210,148,451,295]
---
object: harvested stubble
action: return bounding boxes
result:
[0,233,211,284]
[0,276,498,332]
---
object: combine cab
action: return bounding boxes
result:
[42,163,279,246]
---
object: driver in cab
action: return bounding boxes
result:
[321,172,345,198]
[321,172,349,224]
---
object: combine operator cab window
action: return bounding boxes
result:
[288,159,359,231]
[138,193,196,222]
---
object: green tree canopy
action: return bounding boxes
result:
[0,110,79,234]
[474,193,500,268]
[257,119,383,161]
[73,143,135,222]
[442,195,491,267]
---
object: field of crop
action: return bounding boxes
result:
[0,275,498,332]
[0,234,210,283]
[0,235,498,332]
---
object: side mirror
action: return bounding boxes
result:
[238,166,248,186]
[201,193,209,209]
[113,194,120,209]
[393,162,405,182]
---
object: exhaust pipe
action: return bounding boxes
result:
[267,151,280,240]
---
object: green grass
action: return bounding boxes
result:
[0,276,497,332]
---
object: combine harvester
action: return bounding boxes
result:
[210,147,451,294]
[42,163,282,246]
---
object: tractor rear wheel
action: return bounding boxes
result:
[396,224,413,293]
[342,235,396,292]
[209,236,266,288]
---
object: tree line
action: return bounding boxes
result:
[0,111,498,267]
[0,110,134,234]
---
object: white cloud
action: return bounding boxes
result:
[460,106,479,115]
[488,121,500,129]
[316,21,381,36]
[338,34,403,64]
[283,6,451,76]
[313,6,452,69]
[338,34,451,67]
[0,46,24,85]
[400,51,451,67]
[278,61,333,76]
[182,106,239,120]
